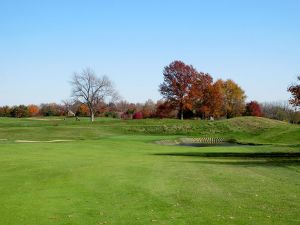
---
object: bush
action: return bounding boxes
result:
[244,101,263,117]
[104,111,120,118]
[133,112,143,119]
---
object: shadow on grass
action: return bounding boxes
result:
[184,159,300,167]
[154,152,300,158]
[154,152,300,166]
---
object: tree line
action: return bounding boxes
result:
[0,61,299,123]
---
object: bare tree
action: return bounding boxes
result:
[62,99,74,117]
[71,68,117,122]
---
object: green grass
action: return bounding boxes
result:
[0,116,299,224]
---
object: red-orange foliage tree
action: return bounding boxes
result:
[198,82,223,119]
[28,104,40,117]
[76,104,90,116]
[190,73,224,118]
[159,60,198,120]
[245,101,263,117]
[288,76,300,107]
[155,101,177,119]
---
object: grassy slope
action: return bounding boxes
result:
[0,117,299,225]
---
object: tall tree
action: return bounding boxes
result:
[216,79,246,118]
[197,82,223,119]
[288,76,300,107]
[71,68,117,122]
[159,60,198,120]
[190,72,216,118]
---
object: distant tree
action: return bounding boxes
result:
[245,101,263,117]
[76,104,90,116]
[28,104,40,117]
[107,102,117,112]
[133,111,143,119]
[190,73,224,119]
[71,68,117,122]
[62,100,74,116]
[142,99,156,118]
[196,82,223,119]
[159,60,198,120]
[261,101,299,123]
[0,106,11,117]
[216,79,246,118]
[10,105,28,118]
[116,100,131,112]
[155,100,177,119]
[40,103,64,116]
[288,76,300,107]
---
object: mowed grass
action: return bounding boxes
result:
[0,117,299,224]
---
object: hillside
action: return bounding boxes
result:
[0,116,299,145]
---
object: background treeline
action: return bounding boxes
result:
[1,62,299,123]
[0,100,299,123]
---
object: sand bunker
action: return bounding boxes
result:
[15,140,73,143]
[26,118,62,121]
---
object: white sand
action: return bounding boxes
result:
[15,140,73,143]
[26,118,62,121]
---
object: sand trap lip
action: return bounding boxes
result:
[15,140,73,143]
[26,118,62,121]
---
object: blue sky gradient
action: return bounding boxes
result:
[0,0,299,105]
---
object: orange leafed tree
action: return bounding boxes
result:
[216,79,246,118]
[200,82,223,118]
[190,72,221,119]
[27,104,40,117]
[159,60,198,120]
[77,104,90,116]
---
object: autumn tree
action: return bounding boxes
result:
[71,68,117,122]
[197,82,223,119]
[0,106,11,117]
[155,100,177,119]
[28,104,40,117]
[40,103,64,116]
[142,99,156,118]
[288,76,300,107]
[245,101,263,117]
[216,79,246,118]
[76,104,90,116]
[159,60,198,120]
[190,72,223,119]
[10,105,29,118]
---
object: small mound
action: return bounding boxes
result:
[15,140,73,143]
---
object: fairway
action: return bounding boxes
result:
[0,117,299,225]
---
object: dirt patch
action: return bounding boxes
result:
[15,140,73,143]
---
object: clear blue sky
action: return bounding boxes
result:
[0,0,299,106]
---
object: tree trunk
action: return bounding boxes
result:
[180,108,184,120]
[91,112,95,122]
